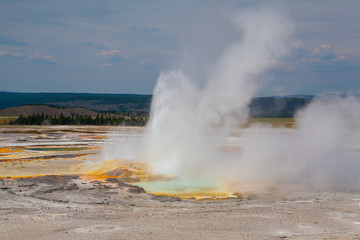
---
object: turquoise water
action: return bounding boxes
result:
[136,177,220,194]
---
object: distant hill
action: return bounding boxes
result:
[273,94,314,100]
[0,92,315,118]
[249,97,312,118]
[0,92,152,113]
[0,105,98,117]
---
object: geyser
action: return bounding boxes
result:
[101,9,360,194]
[141,9,292,185]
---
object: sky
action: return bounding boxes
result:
[0,0,359,96]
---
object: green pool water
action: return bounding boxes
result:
[136,177,221,194]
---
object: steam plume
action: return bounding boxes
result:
[141,9,292,180]
[233,96,360,190]
[102,8,360,191]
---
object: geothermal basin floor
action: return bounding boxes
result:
[1,178,360,239]
[0,126,360,239]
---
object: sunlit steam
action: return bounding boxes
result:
[100,8,360,193]
[233,96,360,189]
[141,9,292,182]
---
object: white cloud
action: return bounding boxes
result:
[312,44,333,55]
[43,55,53,59]
[100,50,121,56]
[99,50,129,59]
[97,49,129,63]
[28,52,57,63]
[299,44,349,64]
[290,41,302,49]
[320,44,332,49]
[28,52,41,59]
[0,50,22,57]
[333,55,349,61]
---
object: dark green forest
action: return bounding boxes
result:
[10,113,148,126]
[248,97,312,118]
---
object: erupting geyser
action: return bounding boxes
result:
[141,9,293,188]
[102,8,360,195]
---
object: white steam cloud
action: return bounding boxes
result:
[102,8,360,192]
[233,96,360,190]
[141,9,292,179]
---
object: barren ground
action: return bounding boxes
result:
[1,177,360,239]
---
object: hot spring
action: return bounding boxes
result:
[96,8,360,199]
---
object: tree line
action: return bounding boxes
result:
[10,113,148,126]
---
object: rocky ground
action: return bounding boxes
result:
[1,175,360,239]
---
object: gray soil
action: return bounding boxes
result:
[1,175,360,239]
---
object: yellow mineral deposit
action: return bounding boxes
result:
[148,190,236,200]
[0,147,24,154]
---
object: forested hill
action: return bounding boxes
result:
[0,92,314,118]
[249,96,313,118]
[0,92,152,113]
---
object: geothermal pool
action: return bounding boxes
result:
[1,124,360,200]
[0,125,243,199]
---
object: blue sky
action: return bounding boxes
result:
[0,0,359,95]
